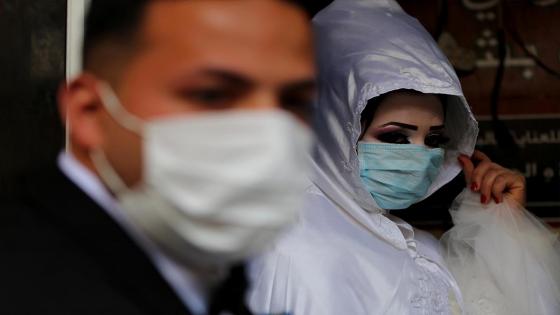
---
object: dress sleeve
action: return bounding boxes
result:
[441,189,560,315]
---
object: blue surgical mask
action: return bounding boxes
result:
[358,142,445,210]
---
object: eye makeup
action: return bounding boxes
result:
[424,132,450,148]
[370,125,413,144]
[368,123,450,147]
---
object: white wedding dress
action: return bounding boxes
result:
[248,0,560,314]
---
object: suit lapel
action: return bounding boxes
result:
[25,166,192,315]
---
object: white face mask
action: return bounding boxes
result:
[91,83,312,270]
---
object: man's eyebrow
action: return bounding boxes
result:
[381,122,418,130]
[281,79,316,93]
[193,69,254,87]
[429,125,445,131]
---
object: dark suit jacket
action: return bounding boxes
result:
[1,166,192,315]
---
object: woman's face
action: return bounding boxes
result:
[361,92,449,148]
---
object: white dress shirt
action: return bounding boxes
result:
[58,152,209,314]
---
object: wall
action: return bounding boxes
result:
[398,0,560,228]
[0,0,66,196]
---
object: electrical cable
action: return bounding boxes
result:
[434,0,448,40]
[509,29,560,79]
[504,1,560,79]
[489,3,521,163]
[490,28,506,122]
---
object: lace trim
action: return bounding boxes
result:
[410,257,454,315]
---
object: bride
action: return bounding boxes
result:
[248,0,560,314]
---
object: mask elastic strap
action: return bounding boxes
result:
[97,82,144,134]
[90,149,130,196]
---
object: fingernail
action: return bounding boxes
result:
[471,182,479,191]
[493,196,500,204]
[481,194,487,204]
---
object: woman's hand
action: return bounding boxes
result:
[458,150,526,206]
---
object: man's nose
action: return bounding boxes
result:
[238,90,280,110]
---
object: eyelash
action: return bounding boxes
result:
[375,131,450,148]
[376,131,409,144]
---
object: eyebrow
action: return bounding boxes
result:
[280,79,316,95]
[381,122,418,130]
[380,122,445,131]
[193,69,253,87]
[189,69,316,93]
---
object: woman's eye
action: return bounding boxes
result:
[425,134,450,148]
[376,131,410,144]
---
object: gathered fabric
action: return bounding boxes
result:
[442,190,560,314]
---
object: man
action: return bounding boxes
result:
[0,0,315,314]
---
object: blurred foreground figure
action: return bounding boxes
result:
[249,0,560,314]
[0,1,315,314]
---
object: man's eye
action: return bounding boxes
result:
[281,100,313,121]
[280,93,315,122]
[181,88,238,107]
[376,131,410,144]
[185,89,231,104]
[425,134,450,148]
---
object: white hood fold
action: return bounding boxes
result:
[310,0,479,217]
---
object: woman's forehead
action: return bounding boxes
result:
[373,92,444,123]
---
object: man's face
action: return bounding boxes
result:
[66,0,315,185]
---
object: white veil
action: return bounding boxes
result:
[310,0,478,249]
[442,191,560,314]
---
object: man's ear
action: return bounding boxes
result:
[58,73,105,154]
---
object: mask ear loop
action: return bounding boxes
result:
[90,149,131,195]
[97,81,144,134]
[92,82,144,194]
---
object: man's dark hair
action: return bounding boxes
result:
[83,0,149,70]
[83,0,313,71]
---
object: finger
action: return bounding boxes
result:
[491,174,508,204]
[458,154,474,185]
[471,160,494,192]
[472,150,491,163]
[504,173,527,206]
[479,168,506,204]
